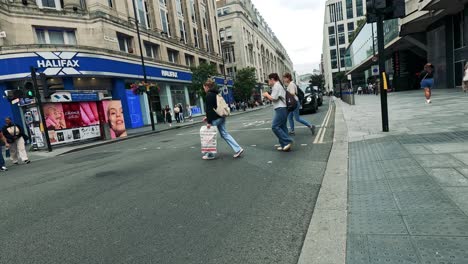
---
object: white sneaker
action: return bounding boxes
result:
[1,166,7,171]
[427,99,431,104]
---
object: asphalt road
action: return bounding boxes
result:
[0,99,335,264]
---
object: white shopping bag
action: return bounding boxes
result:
[200,126,218,154]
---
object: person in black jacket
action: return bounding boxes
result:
[202,79,244,160]
[2,117,30,165]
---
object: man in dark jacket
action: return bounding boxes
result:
[2,117,30,165]
[202,79,243,160]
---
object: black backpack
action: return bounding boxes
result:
[283,86,297,112]
[296,84,305,103]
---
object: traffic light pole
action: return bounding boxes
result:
[377,15,389,132]
[30,66,53,152]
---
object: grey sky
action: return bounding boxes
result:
[250,0,326,75]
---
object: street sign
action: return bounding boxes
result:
[372,56,378,62]
[372,65,380,76]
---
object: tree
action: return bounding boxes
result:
[233,67,257,102]
[190,63,217,96]
[309,74,325,90]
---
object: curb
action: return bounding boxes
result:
[297,99,349,264]
[57,106,269,156]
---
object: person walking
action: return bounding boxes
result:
[177,103,185,123]
[186,104,193,122]
[263,73,294,152]
[2,117,30,165]
[0,130,8,171]
[164,105,173,127]
[420,63,435,104]
[463,62,468,94]
[283,73,316,136]
[202,79,244,160]
[174,105,180,123]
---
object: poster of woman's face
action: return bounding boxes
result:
[44,103,66,130]
[103,100,127,139]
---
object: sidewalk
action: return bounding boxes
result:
[26,106,268,160]
[344,90,468,263]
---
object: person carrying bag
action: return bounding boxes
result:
[2,117,30,165]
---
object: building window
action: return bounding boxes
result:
[117,33,133,53]
[136,0,150,29]
[201,6,207,30]
[340,48,346,69]
[108,0,113,8]
[160,9,170,36]
[329,2,343,22]
[36,28,77,45]
[454,12,464,49]
[328,26,335,35]
[329,35,336,46]
[37,0,62,9]
[179,20,187,43]
[167,49,179,63]
[193,28,199,48]
[347,22,354,32]
[346,0,353,19]
[199,58,207,64]
[144,42,159,59]
[176,0,183,16]
[356,0,364,16]
[223,46,235,63]
[220,30,225,41]
[185,54,195,67]
[330,49,337,69]
[338,24,344,33]
[190,0,196,22]
[225,27,232,40]
[217,7,231,16]
[205,34,210,52]
[159,0,166,6]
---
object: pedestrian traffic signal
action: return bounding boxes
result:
[23,81,35,99]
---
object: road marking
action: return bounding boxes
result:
[267,161,272,164]
[251,145,257,147]
[314,99,333,144]
[301,144,308,146]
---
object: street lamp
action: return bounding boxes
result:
[218,29,230,104]
[131,0,155,131]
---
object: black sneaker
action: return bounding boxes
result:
[310,125,316,136]
[289,131,295,135]
[13,162,19,165]
[25,160,31,164]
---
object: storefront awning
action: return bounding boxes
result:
[423,0,468,11]
[400,9,446,36]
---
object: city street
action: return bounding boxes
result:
[0,100,335,264]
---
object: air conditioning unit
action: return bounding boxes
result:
[0,31,6,38]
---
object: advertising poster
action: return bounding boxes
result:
[102,100,127,139]
[43,102,101,145]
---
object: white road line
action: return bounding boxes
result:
[314,99,333,144]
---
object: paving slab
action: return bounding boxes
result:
[342,90,468,264]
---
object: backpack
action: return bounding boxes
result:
[283,86,298,112]
[214,94,231,117]
[296,84,305,103]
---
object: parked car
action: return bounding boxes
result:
[298,84,318,114]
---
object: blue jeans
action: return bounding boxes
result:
[288,103,312,132]
[205,118,241,157]
[272,107,293,147]
[0,146,4,167]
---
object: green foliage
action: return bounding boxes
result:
[309,74,325,90]
[334,72,348,84]
[233,67,257,101]
[190,63,218,96]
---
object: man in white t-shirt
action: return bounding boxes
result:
[263,73,293,152]
[283,73,316,136]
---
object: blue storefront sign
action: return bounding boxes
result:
[0,51,234,129]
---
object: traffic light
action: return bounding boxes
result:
[366,0,406,22]
[24,81,35,99]
[39,73,63,98]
